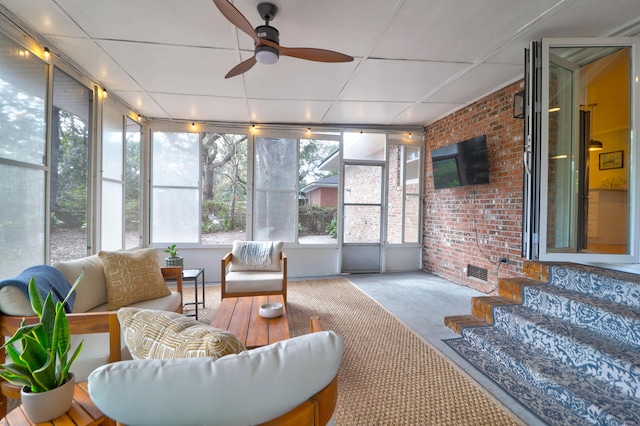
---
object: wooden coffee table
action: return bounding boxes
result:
[0,382,114,425]
[210,295,289,349]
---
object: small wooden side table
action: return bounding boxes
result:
[0,382,114,426]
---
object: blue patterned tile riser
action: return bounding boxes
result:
[492,304,640,399]
[444,263,640,425]
[549,264,640,310]
[522,284,640,348]
[450,326,640,425]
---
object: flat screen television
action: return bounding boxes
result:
[431,135,490,189]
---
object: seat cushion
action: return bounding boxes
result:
[224,271,284,293]
[99,249,170,310]
[117,308,246,360]
[88,330,344,426]
[229,241,283,272]
[54,254,108,313]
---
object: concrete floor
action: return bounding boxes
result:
[344,271,546,426]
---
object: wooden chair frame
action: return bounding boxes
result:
[0,267,183,419]
[260,316,337,426]
[221,251,287,303]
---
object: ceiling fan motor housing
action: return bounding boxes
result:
[255,25,280,64]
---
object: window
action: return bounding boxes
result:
[299,139,339,244]
[50,69,91,263]
[125,118,142,249]
[201,132,247,244]
[101,104,142,250]
[254,136,297,241]
[151,131,200,243]
[387,145,421,243]
[0,34,47,275]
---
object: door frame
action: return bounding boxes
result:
[529,37,640,263]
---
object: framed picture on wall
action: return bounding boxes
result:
[599,150,623,170]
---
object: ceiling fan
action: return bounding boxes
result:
[212,0,354,78]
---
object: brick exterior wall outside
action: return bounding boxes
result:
[307,187,338,207]
[344,163,382,243]
[423,80,527,293]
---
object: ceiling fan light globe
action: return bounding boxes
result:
[256,48,279,64]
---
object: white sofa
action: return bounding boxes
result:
[0,250,183,382]
[88,330,344,426]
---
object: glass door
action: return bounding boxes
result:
[341,163,384,272]
[341,132,386,273]
[525,38,639,263]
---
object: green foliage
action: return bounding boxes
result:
[0,272,84,393]
[325,219,338,238]
[164,244,178,258]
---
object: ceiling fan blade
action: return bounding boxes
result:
[212,0,260,45]
[277,45,354,63]
[225,56,257,78]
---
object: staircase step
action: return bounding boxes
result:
[492,304,640,399]
[443,314,488,334]
[523,284,640,348]
[470,296,514,323]
[523,261,551,282]
[450,326,640,425]
[549,264,640,309]
[498,277,544,303]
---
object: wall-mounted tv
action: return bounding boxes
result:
[431,135,490,189]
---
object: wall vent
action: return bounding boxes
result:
[467,264,488,281]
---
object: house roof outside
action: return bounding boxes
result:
[301,175,339,193]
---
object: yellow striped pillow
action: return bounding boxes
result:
[117,308,246,360]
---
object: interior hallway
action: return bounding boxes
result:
[343,271,546,426]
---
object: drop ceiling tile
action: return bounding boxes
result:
[428,63,523,104]
[98,40,244,97]
[372,0,561,62]
[231,0,393,56]
[114,91,169,119]
[47,35,141,91]
[390,102,462,126]
[243,56,359,100]
[53,0,231,48]
[340,59,468,102]
[324,101,413,125]
[0,0,85,37]
[151,93,249,122]
[247,99,333,124]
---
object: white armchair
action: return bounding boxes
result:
[221,241,287,303]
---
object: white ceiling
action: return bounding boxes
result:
[1,0,640,127]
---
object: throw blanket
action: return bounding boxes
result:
[239,241,273,269]
[0,265,75,313]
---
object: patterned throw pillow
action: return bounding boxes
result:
[117,308,246,360]
[99,249,171,310]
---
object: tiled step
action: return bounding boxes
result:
[450,326,640,425]
[492,304,640,399]
[549,264,640,309]
[443,314,488,334]
[470,296,513,323]
[498,276,544,303]
[523,284,640,348]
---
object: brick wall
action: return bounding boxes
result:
[422,80,527,293]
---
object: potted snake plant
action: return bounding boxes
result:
[0,271,84,422]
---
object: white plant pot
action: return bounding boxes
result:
[21,373,75,423]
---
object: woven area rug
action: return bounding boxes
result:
[184,278,520,425]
